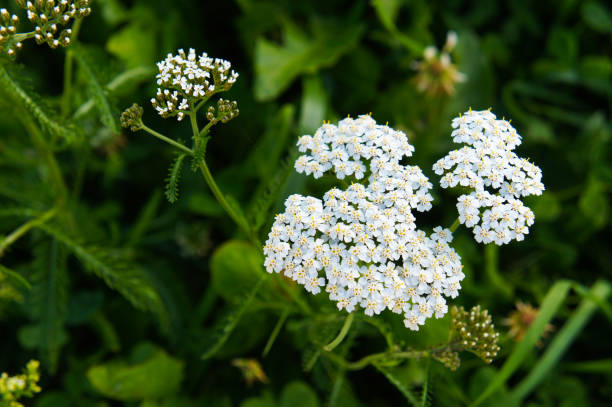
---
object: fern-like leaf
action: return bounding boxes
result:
[166,154,186,204]
[191,141,206,172]
[0,263,32,291]
[72,45,121,133]
[247,149,297,233]
[23,239,69,373]
[37,224,168,329]
[375,364,422,407]
[0,62,79,143]
[201,274,266,360]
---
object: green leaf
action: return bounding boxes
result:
[0,63,79,143]
[280,381,319,407]
[582,1,612,33]
[375,364,421,407]
[106,23,156,69]
[87,343,184,401]
[0,263,31,290]
[578,177,609,229]
[201,274,267,360]
[165,154,186,204]
[511,280,611,401]
[37,224,168,328]
[298,76,327,134]
[254,19,364,101]
[72,45,121,133]
[470,280,572,407]
[371,0,404,32]
[23,239,69,372]
[210,240,266,302]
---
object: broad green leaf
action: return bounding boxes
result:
[298,76,327,134]
[107,23,156,68]
[470,280,572,407]
[511,281,611,401]
[210,240,265,301]
[582,1,612,33]
[254,19,364,101]
[87,343,184,401]
[280,381,319,407]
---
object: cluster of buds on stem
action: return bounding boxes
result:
[206,98,239,124]
[120,103,144,132]
[412,31,466,97]
[0,360,41,407]
[451,305,500,364]
[16,0,91,49]
[0,8,21,57]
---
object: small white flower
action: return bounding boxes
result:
[434,110,544,245]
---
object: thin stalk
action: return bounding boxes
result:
[262,309,290,357]
[140,123,193,155]
[324,312,356,351]
[325,348,429,371]
[449,217,461,233]
[188,111,253,240]
[61,17,83,117]
[0,207,57,258]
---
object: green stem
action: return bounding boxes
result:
[324,312,356,351]
[449,217,461,233]
[188,111,254,241]
[140,123,193,155]
[262,309,290,357]
[325,348,429,371]
[61,18,83,118]
[0,207,57,258]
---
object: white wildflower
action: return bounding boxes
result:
[434,109,545,245]
[265,115,465,330]
[151,48,238,121]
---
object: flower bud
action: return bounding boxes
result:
[120,103,144,132]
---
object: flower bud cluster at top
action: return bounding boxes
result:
[206,98,239,124]
[0,8,21,56]
[120,103,144,132]
[451,305,500,364]
[16,0,90,51]
[264,115,465,331]
[433,109,544,245]
[412,31,466,97]
[0,360,41,407]
[151,48,239,122]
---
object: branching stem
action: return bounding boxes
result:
[324,312,355,351]
[140,123,193,155]
[0,207,57,258]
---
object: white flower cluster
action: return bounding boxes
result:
[433,109,545,245]
[151,48,239,121]
[264,115,465,330]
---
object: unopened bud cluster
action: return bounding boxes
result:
[206,98,239,124]
[0,360,41,407]
[16,0,91,50]
[0,8,21,57]
[451,305,500,364]
[151,48,239,121]
[412,31,465,97]
[120,103,144,132]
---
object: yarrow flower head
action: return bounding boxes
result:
[433,109,545,245]
[264,115,465,331]
[0,8,21,57]
[151,48,239,122]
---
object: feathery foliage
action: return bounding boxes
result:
[165,153,186,204]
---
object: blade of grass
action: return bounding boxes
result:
[511,280,611,401]
[470,280,571,407]
[564,359,612,374]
